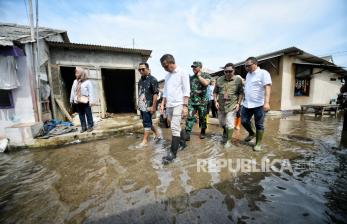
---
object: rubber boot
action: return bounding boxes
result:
[253,130,264,151]
[234,117,241,130]
[243,123,255,142]
[185,129,191,141]
[224,128,234,149]
[199,128,206,139]
[222,126,227,143]
[179,130,187,150]
[162,136,180,164]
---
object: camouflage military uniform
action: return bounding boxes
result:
[185,72,211,134]
[214,75,243,128]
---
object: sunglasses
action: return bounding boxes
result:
[138,68,146,72]
[224,70,234,74]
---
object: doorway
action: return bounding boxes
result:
[101,68,136,113]
[60,66,76,112]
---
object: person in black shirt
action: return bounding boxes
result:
[137,62,161,147]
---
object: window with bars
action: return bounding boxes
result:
[294,79,310,96]
[294,65,312,96]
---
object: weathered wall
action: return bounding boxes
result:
[0,45,36,137]
[280,55,341,110]
[49,48,143,68]
[49,48,144,118]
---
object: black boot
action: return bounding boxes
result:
[222,126,227,143]
[185,130,191,141]
[179,130,187,150]
[199,128,206,139]
[162,136,180,164]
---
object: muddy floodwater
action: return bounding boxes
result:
[0,115,346,223]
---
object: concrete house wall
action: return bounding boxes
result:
[0,33,67,138]
[0,43,45,137]
[280,55,341,110]
[259,57,282,110]
[0,52,34,137]
[48,47,145,119]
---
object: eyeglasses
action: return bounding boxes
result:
[138,68,146,72]
[224,70,234,74]
[244,63,254,68]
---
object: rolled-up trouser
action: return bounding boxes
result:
[166,105,183,137]
[218,109,237,129]
[140,110,153,132]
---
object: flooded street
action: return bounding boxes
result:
[0,115,346,224]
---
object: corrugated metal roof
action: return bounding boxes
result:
[211,47,347,77]
[0,23,70,46]
[47,41,152,56]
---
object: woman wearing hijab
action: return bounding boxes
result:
[70,66,95,133]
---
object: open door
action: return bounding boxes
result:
[101,68,136,113]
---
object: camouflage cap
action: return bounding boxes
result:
[191,61,202,68]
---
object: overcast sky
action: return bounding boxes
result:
[1,0,346,80]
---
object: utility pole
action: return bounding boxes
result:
[35,0,42,122]
[28,0,40,122]
[28,0,35,41]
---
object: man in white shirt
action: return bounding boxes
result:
[160,54,190,164]
[241,57,272,151]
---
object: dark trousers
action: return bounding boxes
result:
[241,106,265,134]
[140,110,153,130]
[76,103,94,129]
[207,100,218,118]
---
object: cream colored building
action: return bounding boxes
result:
[231,47,346,111]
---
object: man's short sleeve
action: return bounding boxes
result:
[262,70,272,86]
[151,76,159,95]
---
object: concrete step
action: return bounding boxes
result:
[5,122,43,147]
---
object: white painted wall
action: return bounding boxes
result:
[0,53,35,138]
[310,71,341,103]
[280,56,342,110]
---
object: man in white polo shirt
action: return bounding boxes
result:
[241,57,272,151]
[160,54,190,164]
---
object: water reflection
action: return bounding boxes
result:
[0,115,346,223]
